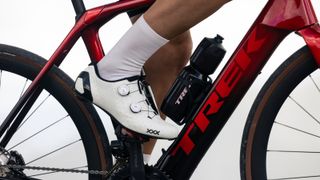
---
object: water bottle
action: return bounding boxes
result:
[161,35,226,125]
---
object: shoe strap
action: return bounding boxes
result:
[137,76,159,115]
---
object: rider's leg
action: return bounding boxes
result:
[144,0,231,39]
[128,14,192,158]
[98,0,230,80]
[143,32,192,155]
[98,0,231,81]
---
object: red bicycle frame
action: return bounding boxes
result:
[3,0,320,179]
[159,0,320,179]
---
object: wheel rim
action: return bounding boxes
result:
[266,70,320,180]
[244,48,320,180]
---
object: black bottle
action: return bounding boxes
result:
[161,35,226,125]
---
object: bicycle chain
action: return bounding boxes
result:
[0,164,109,176]
[1,162,171,179]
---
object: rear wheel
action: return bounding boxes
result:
[0,44,112,180]
[241,46,320,180]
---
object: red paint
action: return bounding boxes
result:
[11,0,156,137]
[171,27,259,155]
[170,0,319,156]
[172,124,195,155]
[83,0,155,26]
[299,25,320,66]
[246,28,266,53]
[82,27,105,61]
[261,0,317,30]
[216,61,242,98]
[80,0,155,62]
[24,0,156,91]
[11,0,320,174]
[194,92,223,133]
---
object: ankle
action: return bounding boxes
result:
[97,16,169,81]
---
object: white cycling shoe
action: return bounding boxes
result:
[74,65,179,139]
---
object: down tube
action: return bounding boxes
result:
[157,25,290,179]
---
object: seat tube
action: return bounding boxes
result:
[71,0,86,20]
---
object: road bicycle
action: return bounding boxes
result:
[1,0,320,179]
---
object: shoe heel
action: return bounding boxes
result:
[74,71,93,102]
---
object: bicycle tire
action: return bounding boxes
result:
[0,44,112,180]
[240,46,319,180]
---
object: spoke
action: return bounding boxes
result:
[18,94,51,130]
[29,165,88,177]
[309,75,320,93]
[288,96,320,126]
[268,150,320,154]
[275,121,320,139]
[268,174,320,180]
[20,79,29,98]
[8,115,69,150]
[26,139,82,165]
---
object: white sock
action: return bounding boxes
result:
[143,154,151,164]
[97,16,169,81]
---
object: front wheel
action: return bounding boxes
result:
[241,46,320,180]
[0,44,112,179]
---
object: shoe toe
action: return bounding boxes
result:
[139,117,179,139]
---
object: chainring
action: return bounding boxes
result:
[109,165,171,180]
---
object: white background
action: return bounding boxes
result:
[0,0,319,179]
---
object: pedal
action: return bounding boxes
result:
[110,140,128,159]
[111,125,146,179]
